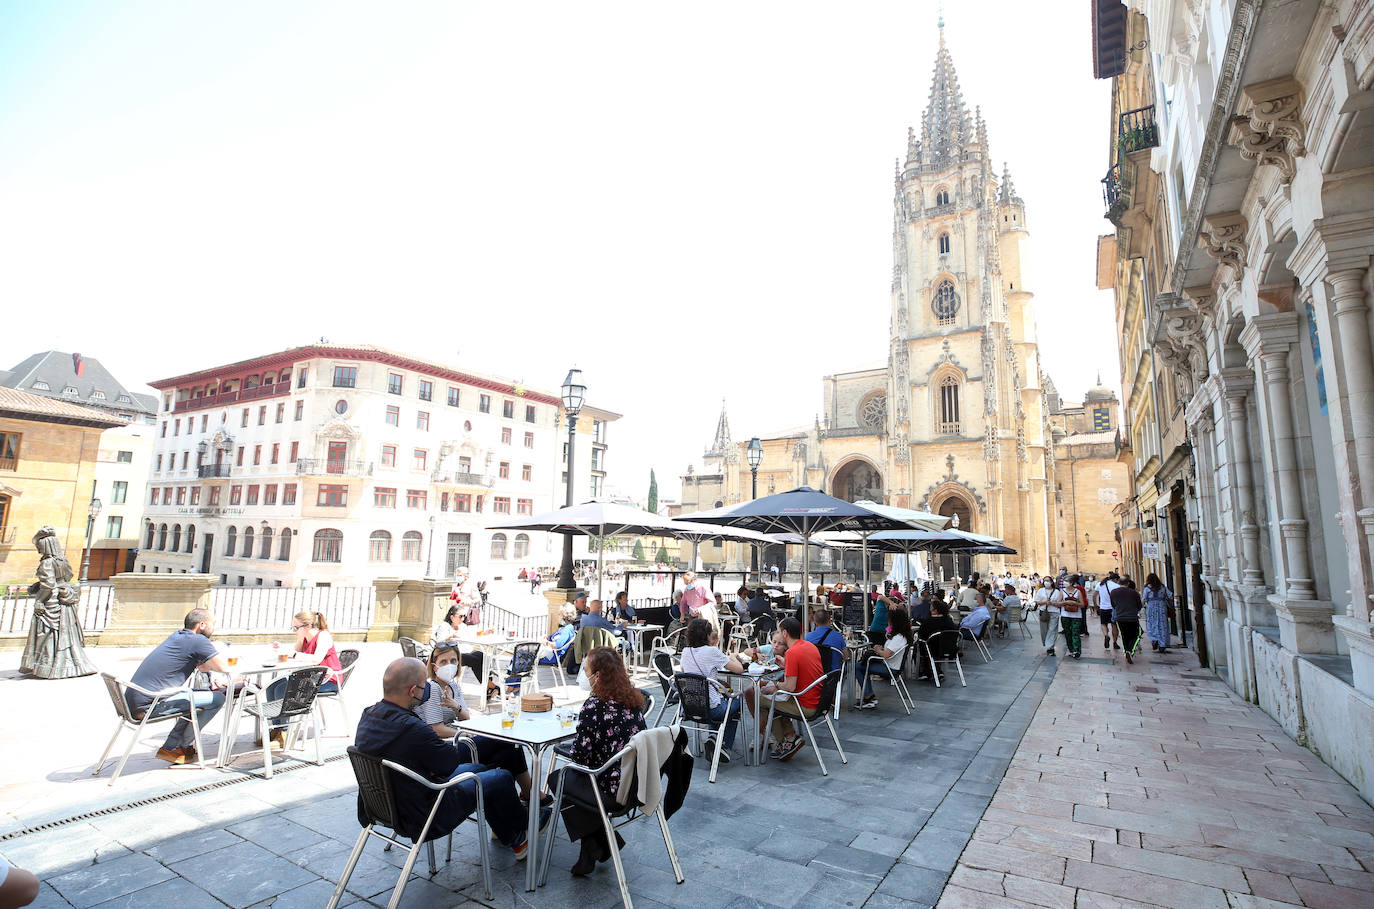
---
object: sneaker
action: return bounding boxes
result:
[539,806,554,836]
[511,834,530,861]
[1113,642,1121,650]
[1071,652,1081,660]
[859,697,879,710]
[156,746,188,764]
[1125,652,1133,664]
[1046,648,1056,656]
[781,736,807,762]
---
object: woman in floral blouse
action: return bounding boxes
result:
[560,646,646,876]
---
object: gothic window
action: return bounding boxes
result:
[859,393,887,430]
[933,280,959,325]
[935,189,950,207]
[938,377,961,434]
[938,233,950,255]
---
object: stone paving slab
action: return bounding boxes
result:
[937,644,1374,909]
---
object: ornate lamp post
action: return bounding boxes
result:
[426,514,437,577]
[556,368,586,590]
[747,437,763,574]
[80,491,103,583]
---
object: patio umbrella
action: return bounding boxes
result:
[865,529,1010,588]
[820,501,949,627]
[676,487,913,632]
[670,521,781,577]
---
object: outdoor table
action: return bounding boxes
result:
[212,651,318,767]
[451,630,521,711]
[718,662,781,766]
[620,622,660,667]
[454,709,577,892]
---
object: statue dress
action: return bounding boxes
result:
[19,527,97,679]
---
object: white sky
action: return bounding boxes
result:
[0,0,1118,503]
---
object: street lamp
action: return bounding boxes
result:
[747,437,762,574]
[557,368,585,589]
[80,490,103,583]
[426,514,437,578]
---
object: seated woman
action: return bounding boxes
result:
[679,618,743,765]
[416,644,545,805]
[263,610,341,747]
[733,585,751,620]
[609,591,636,624]
[857,609,913,708]
[541,604,579,665]
[557,647,647,876]
[433,604,499,701]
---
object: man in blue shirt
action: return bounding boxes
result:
[805,608,849,672]
[354,658,539,857]
[127,609,229,765]
[579,599,626,637]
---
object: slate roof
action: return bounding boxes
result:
[0,386,126,428]
[1,351,157,417]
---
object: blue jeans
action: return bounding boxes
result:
[856,661,892,698]
[446,763,527,847]
[264,678,338,729]
[146,688,227,750]
[708,698,741,749]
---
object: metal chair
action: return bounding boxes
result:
[1015,604,1033,639]
[858,644,914,715]
[499,640,544,693]
[93,673,208,785]
[315,648,360,734]
[924,630,966,687]
[968,618,994,663]
[670,672,739,783]
[648,625,686,655]
[238,665,329,778]
[537,734,684,908]
[398,636,430,662]
[761,668,847,776]
[649,650,679,725]
[327,747,492,909]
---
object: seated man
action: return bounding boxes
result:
[579,599,626,638]
[127,608,230,765]
[959,598,993,641]
[916,600,958,680]
[757,618,824,762]
[354,657,542,857]
[805,608,849,673]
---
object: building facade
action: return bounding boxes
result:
[1048,380,1133,577]
[134,345,617,586]
[1,351,159,579]
[1092,0,1374,799]
[0,387,123,588]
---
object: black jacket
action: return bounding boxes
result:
[660,727,693,819]
[354,699,466,837]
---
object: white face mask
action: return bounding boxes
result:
[436,664,458,683]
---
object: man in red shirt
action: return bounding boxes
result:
[759,617,824,762]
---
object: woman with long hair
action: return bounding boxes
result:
[857,608,914,709]
[1142,573,1174,654]
[558,647,646,876]
[414,644,543,803]
[680,618,744,764]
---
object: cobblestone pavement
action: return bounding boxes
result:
[937,642,1374,909]
[4,626,1372,907]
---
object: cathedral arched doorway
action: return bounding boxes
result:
[830,458,883,504]
[934,494,974,583]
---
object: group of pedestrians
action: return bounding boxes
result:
[1029,569,1175,664]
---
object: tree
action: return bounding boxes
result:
[647,469,659,514]
[655,544,670,563]
[632,539,645,561]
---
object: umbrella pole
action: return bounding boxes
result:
[597,534,605,600]
[802,523,811,636]
[862,532,871,631]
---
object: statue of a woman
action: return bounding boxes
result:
[18,526,97,679]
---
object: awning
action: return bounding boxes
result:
[1091,0,1129,80]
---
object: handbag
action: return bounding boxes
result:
[463,605,481,626]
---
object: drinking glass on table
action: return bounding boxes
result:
[502,699,520,729]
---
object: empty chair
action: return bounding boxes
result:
[315,647,361,733]
[93,673,208,785]
[497,640,544,704]
[398,636,430,662]
[924,630,966,687]
[649,650,678,725]
[327,747,492,909]
[238,665,329,777]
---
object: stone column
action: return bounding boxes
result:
[1219,370,1264,589]
[100,573,217,647]
[367,577,403,642]
[397,578,452,642]
[1328,269,1374,622]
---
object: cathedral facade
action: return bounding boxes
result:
[681,29,1101,577]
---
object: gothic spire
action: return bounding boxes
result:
[920,24,972,169]
[706,399,733,458]
[999,162,1022,204]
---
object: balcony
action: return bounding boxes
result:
[197,463,233,479]
[1116,105,1159,156]
[432,470,495,487]
[172,379,293,414]
[0,457,15,472]
[296,458,372,477]
[936,421,962,436]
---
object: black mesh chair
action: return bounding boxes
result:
[670,672,739,783]
[497,640,544,706]
[93,673,208,785]
[649,650,678,725]
[315,648,360,734]
[326,747,492,909]
[239,665,328,777]
[537,732,685,908]
[924,630,966,687]
[398,637,430,662]
[762,668,846,776]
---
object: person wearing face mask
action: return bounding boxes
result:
[353,657,548,860]
[414,645,546,806]
[1034,575,1060,656]
[126,608,233,765]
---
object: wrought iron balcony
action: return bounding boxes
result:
[197,463,232,479]
[296,458,372,477]
[1116,105,1159,156]
[431,470,495,487]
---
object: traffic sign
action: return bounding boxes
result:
[1111,550,1118,558]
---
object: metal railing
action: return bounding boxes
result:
[0,457,16,472]
[296,459,372,477]
[1103,163,1123,210]
[209,585,375,632]
[0,584,117,635]
[936,421,961,436]
[198,463,233,479]
[1116,105,1159,155]
[173,380,292,414]
[431,470,495,487]
[472,597,550,640]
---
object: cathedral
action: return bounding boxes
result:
[681,26,1120,577]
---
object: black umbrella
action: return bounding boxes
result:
[677,486,914,632]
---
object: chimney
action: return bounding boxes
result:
[72,353,84,376]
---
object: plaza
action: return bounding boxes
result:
[3,621,1372,909]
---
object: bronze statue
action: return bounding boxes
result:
[18,526,97,679]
